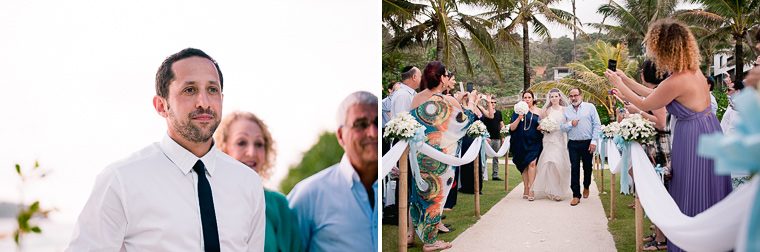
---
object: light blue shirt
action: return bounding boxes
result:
[390,84,417,120]
[287,154,378,252]
[382,97,392,128]
[560,102,602,146]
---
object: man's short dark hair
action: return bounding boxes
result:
[156,48,223,100]
[705,75,715,91]
[569,87,582,95]
[400,66,417,81]
[642,59,666,85]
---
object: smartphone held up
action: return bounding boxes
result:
[607,59,617,72]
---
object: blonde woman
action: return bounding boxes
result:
[214,111,304,252]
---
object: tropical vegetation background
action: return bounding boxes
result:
[382,0,759,121]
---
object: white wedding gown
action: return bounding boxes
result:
[531,107,572,200]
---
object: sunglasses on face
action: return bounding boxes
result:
[347,117,378,130]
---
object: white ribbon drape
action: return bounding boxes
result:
[630,141,757,252]
[381,136,512,177]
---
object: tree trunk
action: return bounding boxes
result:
[735,32,745,81]
[435,12,446,65]
[523,19,531,91]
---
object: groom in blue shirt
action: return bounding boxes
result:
[560,87,602,206]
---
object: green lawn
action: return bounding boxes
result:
[595,168,655,252]
[382,160,521,252]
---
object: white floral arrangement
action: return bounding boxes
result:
[383,112,423,140]
[466,120,488,138]
[500,124,510,137]
[514,101,529,115]
[539,117,558,133]
[617,114,657,144]
[601,122,620,139]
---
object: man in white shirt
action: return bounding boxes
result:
[288,91,378,251]
[67,48,265,252]
[390,66,421,119]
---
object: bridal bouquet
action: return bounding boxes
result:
[466,120,488,138]
[383,112,423,140]
[601,122,620,139]
[539,117,558,133]
[500,124,510,137]
[514,101,529,115]
[618,114,657,144]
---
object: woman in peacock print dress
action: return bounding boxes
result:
[408,61,481,251]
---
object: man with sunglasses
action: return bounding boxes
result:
[288,91,378,251]
[480,95,505,181]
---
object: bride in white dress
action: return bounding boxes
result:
[531,88,572,201]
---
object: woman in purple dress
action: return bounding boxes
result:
[605,19,732,252]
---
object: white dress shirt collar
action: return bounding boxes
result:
[159,133,218,176]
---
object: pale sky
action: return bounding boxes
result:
[0,0,379,223]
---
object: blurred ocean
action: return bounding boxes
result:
[0,218,72,252]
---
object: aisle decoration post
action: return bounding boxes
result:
[501,124,510,191]
[467,121,488,216]
[382,112,422,252]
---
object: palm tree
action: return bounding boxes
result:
[479,0,587,90]
[690,26,733,77]
[590,0,678,56]
[529,40,638,117]
[675,0,760,80]
[383,0,506,82]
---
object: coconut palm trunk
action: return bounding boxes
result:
[523,19,531,90]
[734,32,745,80]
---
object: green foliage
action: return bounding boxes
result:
[592,0,678,56]
[12,162,54,249]
[280,132,344,195]
[713,88,728,121]
[530,41,638,117]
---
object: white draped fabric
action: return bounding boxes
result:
[630,141,757,252]
[380,136,511,178]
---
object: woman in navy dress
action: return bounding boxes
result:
[509,90,543,201]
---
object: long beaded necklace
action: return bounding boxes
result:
[523,110,533,131]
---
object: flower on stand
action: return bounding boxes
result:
[601,122,620,139]
[539,118,558,134]
[466,121,488,138]
[500,124,510,137]
[383,112,423,140]
[514,101,529,115]
[617,114,657,144]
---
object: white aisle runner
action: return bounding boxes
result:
[449,176,616,251]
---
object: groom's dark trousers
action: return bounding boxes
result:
[568,139,593,199]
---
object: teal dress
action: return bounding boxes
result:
[264,190,305,252]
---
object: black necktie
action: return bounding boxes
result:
[193,160,220,252]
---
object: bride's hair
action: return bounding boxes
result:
[542,88,569,115]
[546,88,568,106]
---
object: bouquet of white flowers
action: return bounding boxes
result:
[539,117,558,133]
[383,112,423,140]
[601,122,620,139]
[514,101,529,115]
[466,120,488,138]
[500,124,510,137]
[617,114,657,144]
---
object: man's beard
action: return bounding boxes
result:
[168,107,220,143]
[572,100,581,106]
